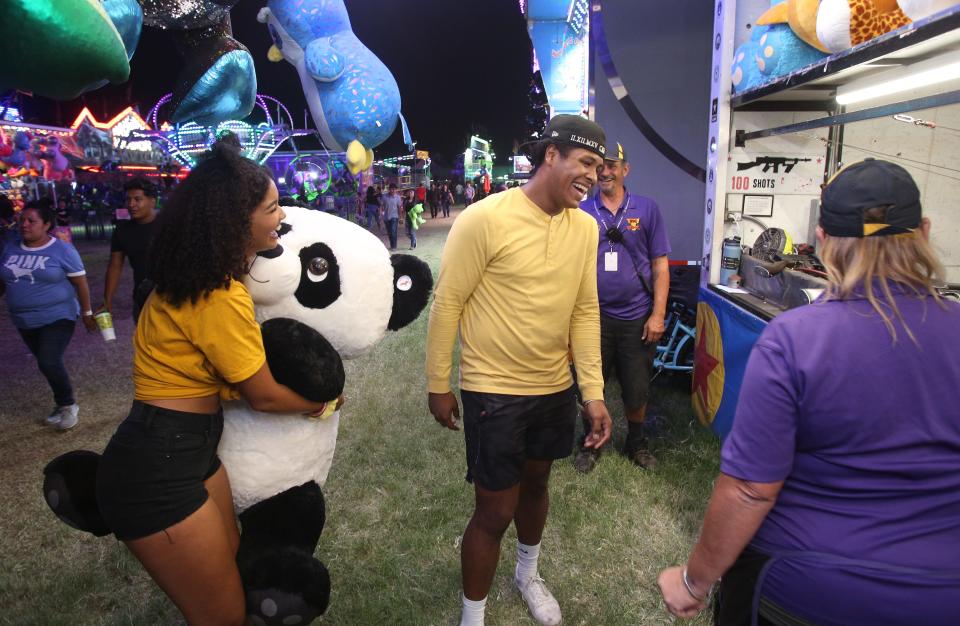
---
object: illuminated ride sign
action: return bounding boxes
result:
[523,0,590,118]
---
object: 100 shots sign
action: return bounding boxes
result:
[727,150,824,195]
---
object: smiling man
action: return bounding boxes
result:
[426,115,613,626]
[576,141,670,472]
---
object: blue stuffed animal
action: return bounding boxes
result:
[732,1,828,94]
[258,0,412,173]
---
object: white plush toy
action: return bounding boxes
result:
[221,205,408,511]
[221,204,433,625]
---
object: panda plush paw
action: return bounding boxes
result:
[243,554,330,626]
[42,450,111,537]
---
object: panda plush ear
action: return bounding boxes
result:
[388,254,433,331]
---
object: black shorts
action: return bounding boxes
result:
[600,313,656,410]
[95,401,223,541]
[461,386,577,491]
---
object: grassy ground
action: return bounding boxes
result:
[0,208,719,625]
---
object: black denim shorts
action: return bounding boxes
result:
[600,313,656,410]
[461,386,577,491]
[95,401,223,541]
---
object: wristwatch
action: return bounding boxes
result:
[82,310,93,317]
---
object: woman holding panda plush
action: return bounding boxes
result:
[95,139,333,626]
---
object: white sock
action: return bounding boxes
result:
[459,594,486,626]
[515,541,541,584]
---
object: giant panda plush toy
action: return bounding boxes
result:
[42,205,433,626]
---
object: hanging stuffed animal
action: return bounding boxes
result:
[257,0,414,174]
[0,0,135,99]
[142,0,257,125]
[0,0,256,126]
[0,131,31,170]
[34,136,75,182]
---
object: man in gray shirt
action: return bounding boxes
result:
[381,183,403,250]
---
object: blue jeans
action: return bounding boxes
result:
[365,205,379,230]
[406,221,417,248]
[18,318,76,406]
[386,217,399,249]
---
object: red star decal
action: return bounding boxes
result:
[692,324,719,414]
[816,157,823,164]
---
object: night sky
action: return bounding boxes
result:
[17,0,535,169]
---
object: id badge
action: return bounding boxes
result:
[604,251,618,272]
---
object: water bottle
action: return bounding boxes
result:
[719,236,742,286]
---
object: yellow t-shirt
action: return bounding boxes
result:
[133,280,266,400]
[425,187,604,399]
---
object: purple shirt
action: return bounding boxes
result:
[579,190,670,320]
[722,287,960,625]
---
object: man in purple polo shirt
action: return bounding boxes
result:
[575,141,670,471]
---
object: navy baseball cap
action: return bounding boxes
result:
[604,141,627,162]
[524,115,606,160]
[820,159,921,237]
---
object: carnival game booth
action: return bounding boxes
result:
[698,0,960,438]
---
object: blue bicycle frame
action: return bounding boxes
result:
[653,301,696,375]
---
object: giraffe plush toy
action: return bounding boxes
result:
[758,0,960,55]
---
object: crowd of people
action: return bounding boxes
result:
[1,115,957,626]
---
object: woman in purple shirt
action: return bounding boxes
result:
[658,159,960,625]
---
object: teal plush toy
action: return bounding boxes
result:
[408,202,425,230]
[732,1,827,95]
[0,0,135,100]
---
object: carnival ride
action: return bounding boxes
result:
[115,93,319,169]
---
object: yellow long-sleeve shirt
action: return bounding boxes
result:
[426,187,604,400]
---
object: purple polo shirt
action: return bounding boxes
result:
[579,191,670,320]
[721,287,960,625]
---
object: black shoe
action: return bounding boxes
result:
[624,438,657,469]
[573,447,601,473]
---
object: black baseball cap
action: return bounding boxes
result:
[524,115,607,160]
[820,159,921,237]
[604,141,627,162]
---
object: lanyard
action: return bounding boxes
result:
[593,193,630,251]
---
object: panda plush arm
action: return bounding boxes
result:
[259,318,345,403]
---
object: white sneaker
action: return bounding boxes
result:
[40,407,61,426]
[515,575,562,626]
[55,404,79,431]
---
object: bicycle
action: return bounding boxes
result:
[652,299,696,378]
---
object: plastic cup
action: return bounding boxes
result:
[94,311,116,341]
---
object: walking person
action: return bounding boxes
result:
[364,185,380,231]
[658,159,960,625]
[404,189,420,249]
[429,182,439,219]
[1,201,97,430]
[441,184,454,218]
[381,183,402,250]
[100,177,160,324]
[574,141,670,472]
[94,141,333,626]
[427,115,613,626]
[464,182,476,207]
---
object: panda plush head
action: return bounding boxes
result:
[245,205,433,361]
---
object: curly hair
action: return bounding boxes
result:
[148,140,273,306]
